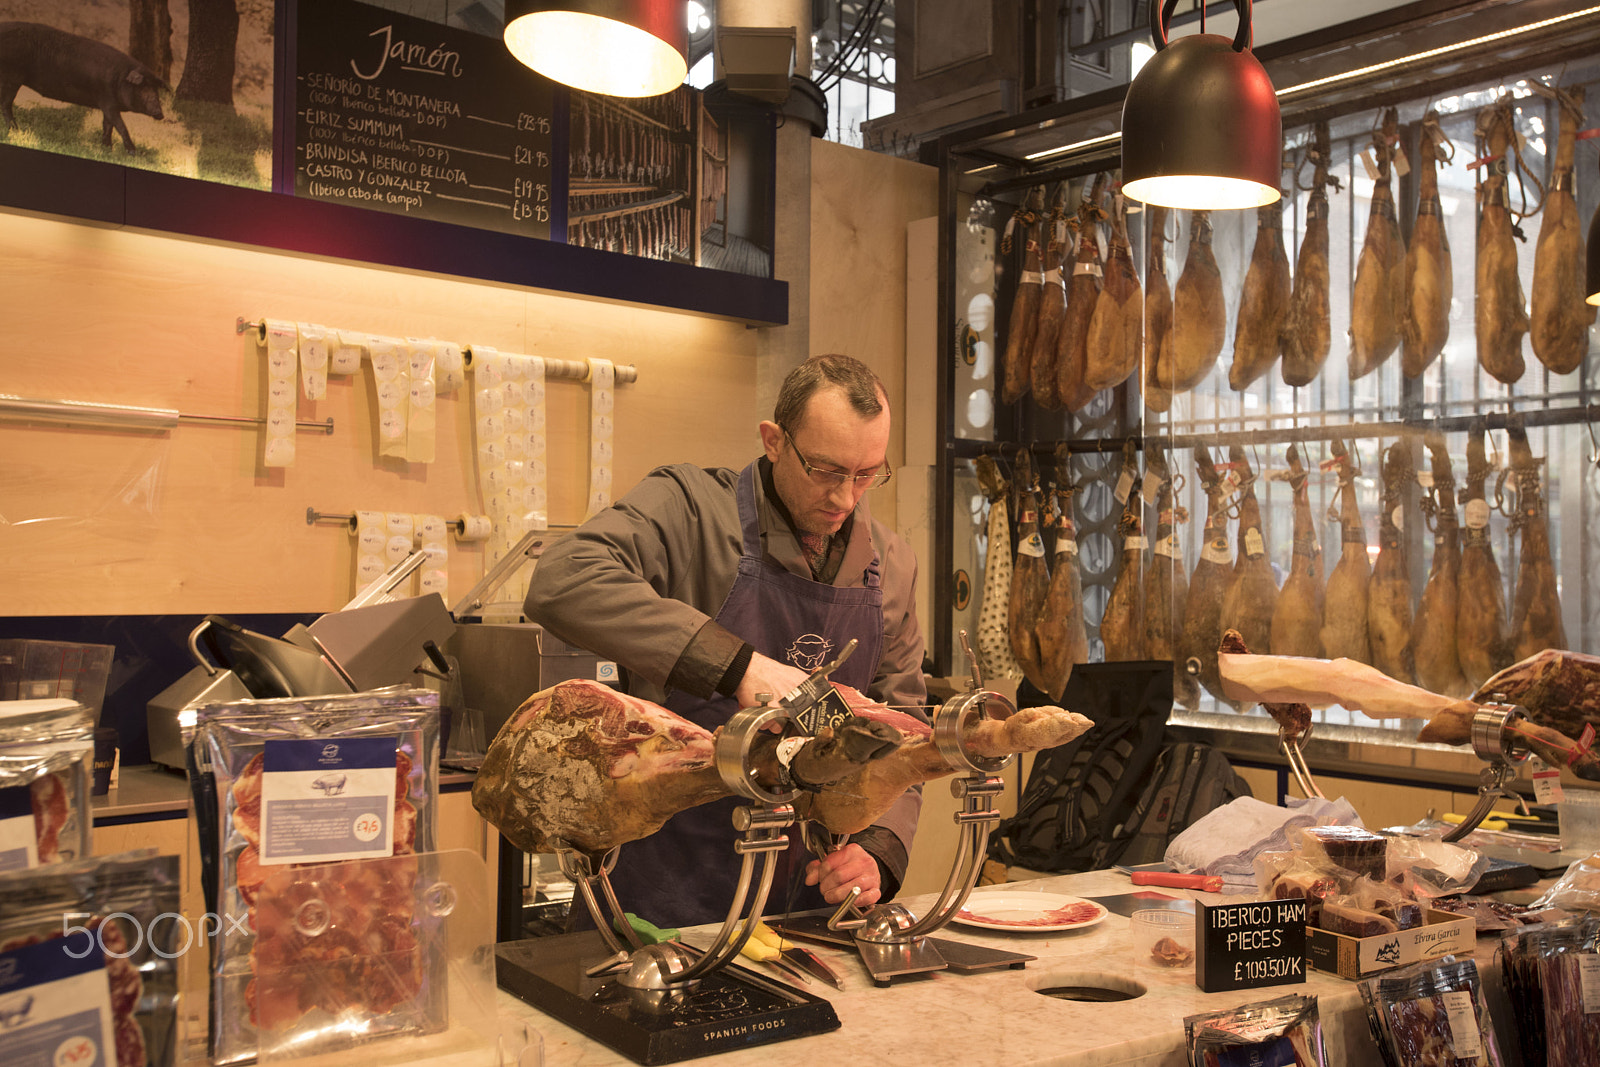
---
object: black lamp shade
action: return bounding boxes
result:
[1587,202,1600,305]
[1122,2,1281,210]
[505,0,688,98]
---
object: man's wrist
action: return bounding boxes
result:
[715,642,756,699]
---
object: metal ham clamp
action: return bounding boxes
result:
[780,632,1037,986]
[1441,703,1533,843]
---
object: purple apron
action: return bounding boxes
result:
[602,461,884,930]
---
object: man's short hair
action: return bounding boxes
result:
[773,354,886,434]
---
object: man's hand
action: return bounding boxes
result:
[803,843,882,907]
[733,652,813,709]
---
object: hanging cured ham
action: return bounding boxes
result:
[1508,423,1566,660]
[1144,449,1195,706]
[1531,86,1594,375]
[1349,108,1407,380]
[1056,174,1108,411]
[1180,446,1238,708]
[1283,122,1336,388]
[1270,444,1325,659]
[1085,191,1144,394]
[1401,112,1455,378]
[1029,184,1070,409]
[1143,204,1177,414]
[1457,423,1510,689]
[1101,446,1148,661]
[1475,97,1530,385]
[1035,458,1089,702]
[1319,439,1371,664]
[1413,433,1469,698]
[1008,450,1052,692]
[1230,198,1292,390]
[975,456,1024,683]
[1369,442,1415,683]
[1220,445,1278,662]
[1164,210,1226,393]
[1001,187,1045,404]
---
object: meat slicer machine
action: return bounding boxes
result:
[493,632,1032,1062]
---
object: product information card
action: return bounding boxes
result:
[0,937,117,1067]
[259,737,398,864]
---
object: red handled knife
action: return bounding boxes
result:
[1129,871,1223,892]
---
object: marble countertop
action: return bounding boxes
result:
[487,869,1477,1067]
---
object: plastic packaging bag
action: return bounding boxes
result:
[1184,993,1327,1067]
[1531,849,1600,913]
[192,688,439,1066]
[0,849,182,1067]
[1497,916,1600,1067]
[1358,956,1505,1067]
[0,697,94,869]
[1384,835,1490,900]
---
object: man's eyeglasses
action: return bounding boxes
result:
[786,436,893,489]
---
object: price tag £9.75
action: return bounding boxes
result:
[258,737,399,865]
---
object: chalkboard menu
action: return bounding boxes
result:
[293,0,554,239]
[1194,899,1308,993]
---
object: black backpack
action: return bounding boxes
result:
[989,663,1253,873]
[989,662,1173,873]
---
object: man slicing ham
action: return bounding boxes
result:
[523,354,926,929]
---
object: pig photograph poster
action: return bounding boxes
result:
[0,0,273,188]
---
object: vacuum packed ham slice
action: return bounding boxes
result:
[1530,86,1594,374]
[1368,441,1416,683]
[1413,434,1469,698]
[472,679,903,854]
[1270,445,1324,659]
[1001,187,1045,405]
[1349,108,1407,380]
[1474,97,1530,385]
[1401,112,1454,378]
[1282,123,1336,388]
[1229,198,1292,390]
[1319,439,1371,665]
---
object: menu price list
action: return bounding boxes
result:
[293,0,554,239]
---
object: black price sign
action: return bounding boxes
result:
[1194,899,1308,993]
[293,0,554,238]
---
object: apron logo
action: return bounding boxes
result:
[785,634,833,672]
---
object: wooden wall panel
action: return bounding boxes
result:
[0,210,760,615]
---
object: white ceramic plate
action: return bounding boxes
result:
[951,891,1109,932]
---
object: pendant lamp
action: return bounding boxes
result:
[504,1,688,98]
[1122,0,1281,210]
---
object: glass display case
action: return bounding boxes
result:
[928,0,1600,754]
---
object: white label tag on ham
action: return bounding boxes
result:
[1056,538,1079,558]
[1393,143,1411,177]
[1580,955,1600,1013]
[1154,535,1179,558]
[258,737,398,865]
[1416,470,1433,488]
[1391,507,1404,531]
[1124,535,1148,551]
[1359,148,1378,180]
[1245,528,1265,557]
[1021,270,1045,285]
[1203,538,1233,564]
[1529,757,1565,805]
[1465,499,1492,529]
[1440,991,1482,1059]
[1114,468,1135,504]
[1141,474,1164,505]
[1017,532,1046,558]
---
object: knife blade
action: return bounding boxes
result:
[781,944,845,989]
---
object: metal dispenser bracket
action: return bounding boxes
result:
[1443,702,1533,843]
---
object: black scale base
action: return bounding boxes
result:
[496,932,840,1065]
